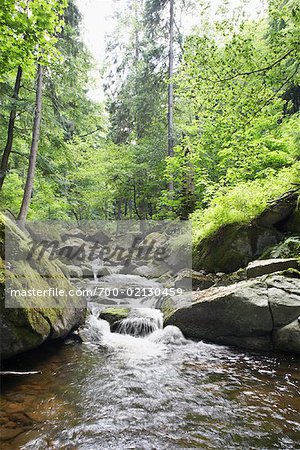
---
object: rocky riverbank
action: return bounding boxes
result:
[166,268,300,353]
[0,214,86,359]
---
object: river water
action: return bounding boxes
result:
[1,310,300,450]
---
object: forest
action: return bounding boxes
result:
[0,0,299,237]
[1,1,300,448]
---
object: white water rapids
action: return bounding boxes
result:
[80,308,186,359]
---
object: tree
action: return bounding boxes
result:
[164,0,300,215]
[168,0,175,191]
[0,0,67,194]
[0,66,22,190]
[18,64,43,227]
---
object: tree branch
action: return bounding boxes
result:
[198,49,295,84]
[243,62,300,128]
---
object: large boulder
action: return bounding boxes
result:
[255,190,299,228]
[0,214,86,359]
[166,272,300,353]
[172,268,217,291]
[193,223,282,273]
[193,190,299,274]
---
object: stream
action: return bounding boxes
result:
[1,304,300,449]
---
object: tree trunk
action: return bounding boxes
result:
[168,0,174,192]
[0,66,23,191]
[18,64,43,228]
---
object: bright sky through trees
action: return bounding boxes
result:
[76,0,266,100]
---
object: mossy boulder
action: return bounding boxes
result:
[193,223,282,273]
[0,214,86,359]
[193,190,299,274]
[99,307,130,326]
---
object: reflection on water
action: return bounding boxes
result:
[1,324,300,449]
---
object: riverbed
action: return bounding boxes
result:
[1,316,299,449]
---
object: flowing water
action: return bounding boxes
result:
[1,308,300,450]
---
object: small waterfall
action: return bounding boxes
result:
[115,317,158,337]
[115,308,164,337]
[81,307,185,357]
[129,308,164,329]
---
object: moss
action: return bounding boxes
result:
[99,307,130,325]
[193,223,281,273]
[0,214,85,359]
[281,268,300,279]
[261,236,300,260]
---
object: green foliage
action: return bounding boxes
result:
[161,0,300,219]
[1,0,299,234]
[191,163,300,244]
[0,0,67,79]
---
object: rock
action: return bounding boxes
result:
[273,319,300,354]
[193,190,299,274]
[67,265,83,278]
[268,287,300,327]
[87,229,111,245]
[97,266,113,277]
[261,236,300,259]
[173,268,216,291]
[132,265,166,278]
[56,238,87,265]
[255,190,299,228]
[166,272,300,353]
[0,214,86,359]
[155,295,176,320]
[81,264,95,278]
[246,258,299,279]
[215,335,274,352]
[99,307,130,326]
[280,208,300,234]
[267,274,300,328]
[166,279,273,341]
[193,223,283,273]
[119,263,138,275]
[61,228,87,242]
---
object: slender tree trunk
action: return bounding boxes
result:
[0,66,23,191]
[168,0,174,192]
[18,64,43,228]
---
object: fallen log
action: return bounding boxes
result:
[0,370,42,376]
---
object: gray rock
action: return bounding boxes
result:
[166,279,273,341]
[81,264,95,278]
[99,307,130,326]
[166,273,300,353]
[255,190,299,228]
[268,287,300,327]
[273,319,300,354]
[97,266,113,277]
[67,265,83,278]
[193,223,283,274]
[246,258,299,279]
[173,268,216,291]
[261,236,300,259]
[193,190,299,274]
[61,228,87,242]
[0,214,86,360]
[87,229,111,245]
